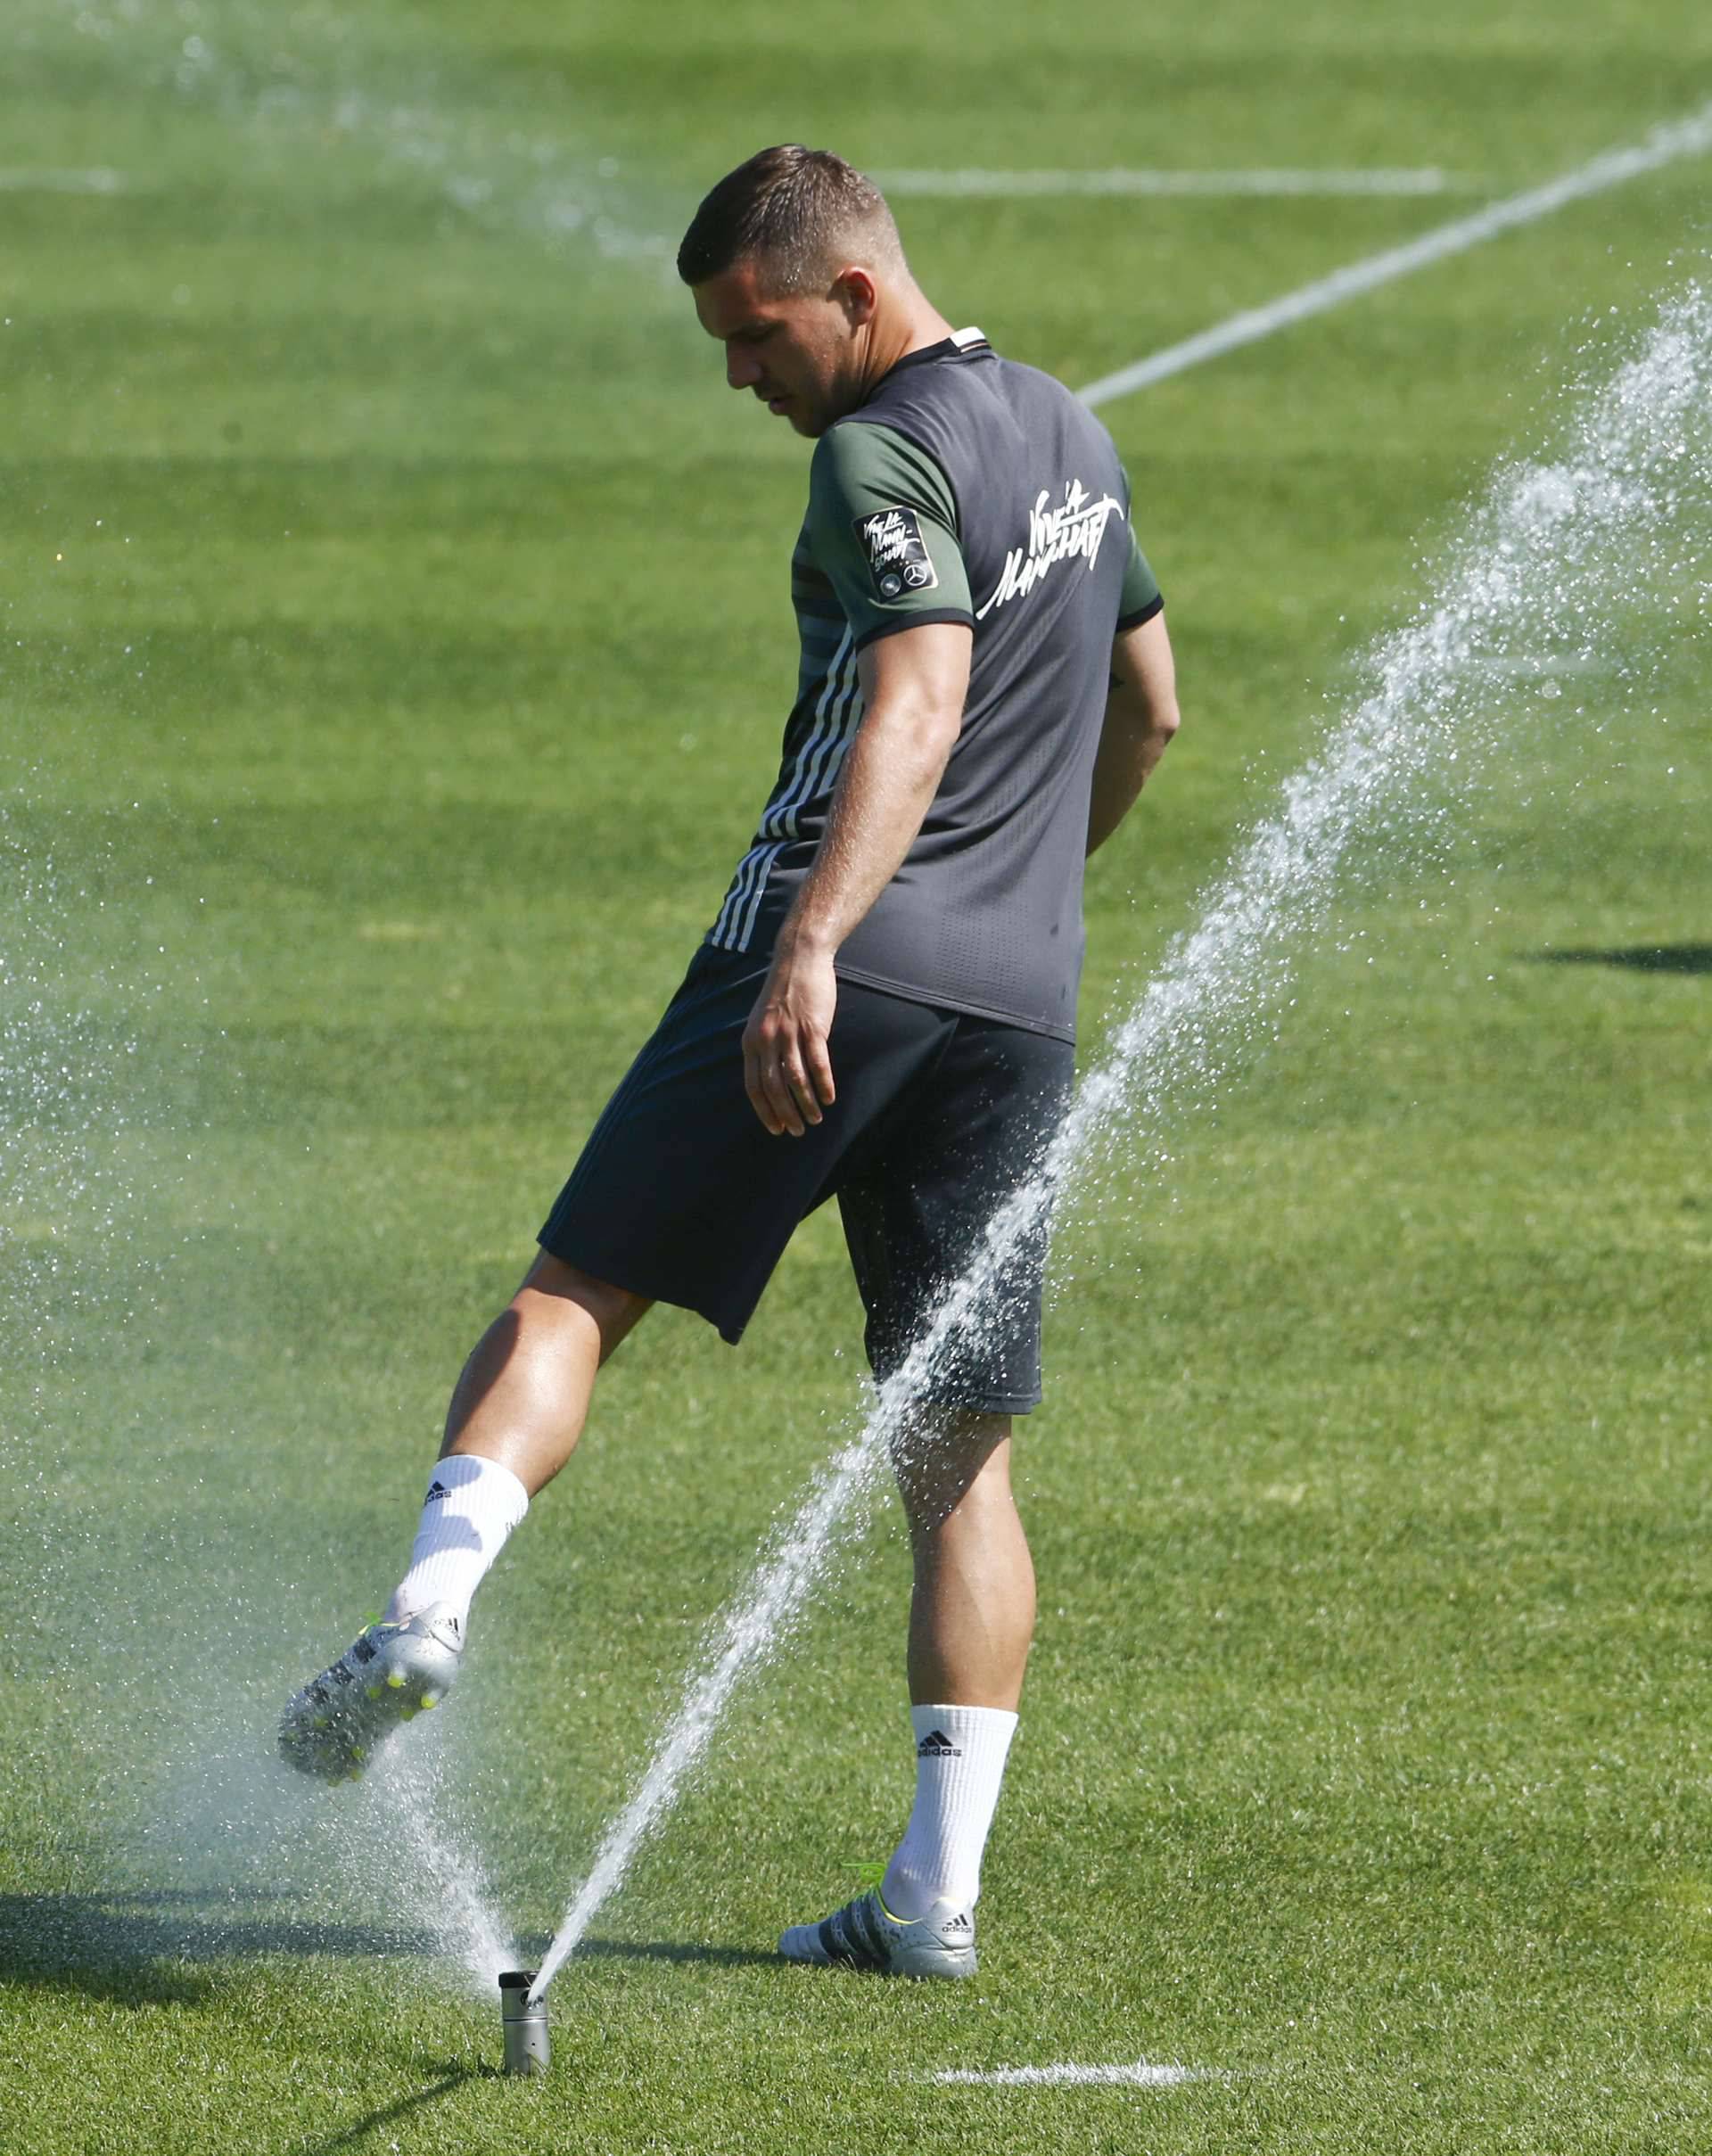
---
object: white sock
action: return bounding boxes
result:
[383,1454,530,1631]
[880,1703,1019,1920]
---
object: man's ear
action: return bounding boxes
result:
[832,266,878,327]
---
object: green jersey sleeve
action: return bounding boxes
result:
[1115,461,1163,629]
[807,420,975,650]
[1116,528,1163,628]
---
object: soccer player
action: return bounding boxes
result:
[280,146,1180,1979]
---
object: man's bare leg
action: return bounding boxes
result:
[780,1411,1031,1969]
[381,1250,651,1618]
[440,1250,653,1494]
[879,1413,1030,1927]
[894,1411,1033,1710]
[279,1252,647,1778]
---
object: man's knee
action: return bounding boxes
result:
[517,1249,652,1361]
[892,1408,1014,1532]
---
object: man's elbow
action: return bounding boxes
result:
[901,694,965,774]
[1117,687,1180,765]
[928,698,967,761]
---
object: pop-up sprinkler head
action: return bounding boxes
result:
[498,1970,550,2077]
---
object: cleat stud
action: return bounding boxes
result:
[311,1716,330,1731]
[418,1691,440,1709]
[386,1673,405,1690]
[399,1706,416,1722]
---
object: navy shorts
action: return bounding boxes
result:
[539,945,1074,1414]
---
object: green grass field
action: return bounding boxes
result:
[4,2,1712,2148]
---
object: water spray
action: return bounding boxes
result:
[498,1970,551,2076]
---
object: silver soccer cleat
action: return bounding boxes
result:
[778,1889,977,1979]
[277,1603,465,1782]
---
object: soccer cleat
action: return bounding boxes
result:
[778,1889,977,1979]
[277,1603,465,1782]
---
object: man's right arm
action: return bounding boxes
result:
[1087,611,1181,855]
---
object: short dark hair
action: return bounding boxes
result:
[676,144,902,292]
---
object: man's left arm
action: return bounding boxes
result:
[1086,610,1180,856]
[743,621,971,1137]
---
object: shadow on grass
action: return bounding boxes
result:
[1529,942,1712,975]
[292,2062,498,2156]
[0,1890,449,2006]
[0,1891,783,2005]
[523,1934,781,1971]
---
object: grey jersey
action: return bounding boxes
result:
[706,328,1161,1041]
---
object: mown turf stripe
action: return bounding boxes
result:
[932,2061,1203,2086]
[0,167,126,193]
[880,167,1459,198]
[1078,99,1712,406]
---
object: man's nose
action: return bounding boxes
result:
[727,345,763,391]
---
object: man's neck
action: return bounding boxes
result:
[859,290,958,400]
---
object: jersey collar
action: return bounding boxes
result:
[884,325,992,378]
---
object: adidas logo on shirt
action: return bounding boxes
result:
[917,1729,962,1758]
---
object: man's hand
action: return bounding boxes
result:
[743,939,838,1137]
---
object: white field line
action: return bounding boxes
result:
[0,168,126,193]
[933,2061,1204,2087]
[880,167,1458,198]
[1078,99,1712,407]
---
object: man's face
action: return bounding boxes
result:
[692,257,866,439]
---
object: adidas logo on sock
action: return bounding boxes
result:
[917,1729,962,1757]
[424,1480,450,1503]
